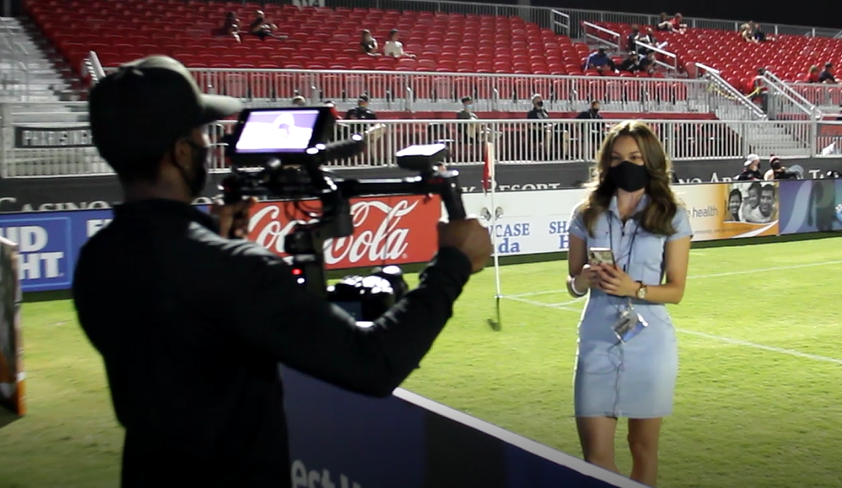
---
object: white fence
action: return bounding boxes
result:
[184,69,716,115]
[2,106,842,177]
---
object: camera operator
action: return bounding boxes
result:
[72,56,493,488]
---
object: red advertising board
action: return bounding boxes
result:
[247,195,442,270]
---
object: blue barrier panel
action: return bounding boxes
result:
[0,206,211,293]
[778,179,842,235]
[282,368,641,488]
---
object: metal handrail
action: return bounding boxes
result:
[582,21,621,52]
[696,62,766,119]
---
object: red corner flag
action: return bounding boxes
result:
[482,141,495,194]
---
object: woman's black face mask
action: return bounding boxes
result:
[607,160,650,192]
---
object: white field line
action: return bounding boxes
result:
[502,266,842,365]
[506,260,842,299]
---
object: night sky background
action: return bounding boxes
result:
[466,0,841,31]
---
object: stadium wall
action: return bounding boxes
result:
[1,158,842,213]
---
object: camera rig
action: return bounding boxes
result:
[218,107,466,321]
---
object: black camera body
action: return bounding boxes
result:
[219,107,466,323]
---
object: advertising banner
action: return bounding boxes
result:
[778,179,842,235]
[13,126,94,149]
[463,189,588,255]
[677,182,780,241]
[247,195,443,269]
[0,236,24,416]
[282,367,638,488]
[0,209,114,292]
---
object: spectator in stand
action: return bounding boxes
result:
[638,52,656,73]
[656,13,672,32]
[620,52,641,73]
[635,28,658,55]
[670,13,687,34]
[527,93,548,120]
[752,23,767,42]
[457,96,481,142]
[291,96,306,107]
[577,100,605,150]
[819,63,837,84]
[249,10,286,40]
[527,93,550,158]
[384,29,416,58]
[345,94,377,120]
[751,67,769,113]
[736,154,763,180]
[360,29,380,56]
[584,47,615,73]
[627,25,640,52]
[764,155,798,180]
[221,12,241,43]
[804,65,821,83]
[741,23,758,43]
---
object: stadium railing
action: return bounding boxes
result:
[183,69,712,114]
[2,105,841,176]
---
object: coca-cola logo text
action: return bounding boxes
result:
[248,195,440,269]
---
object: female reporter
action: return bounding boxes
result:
[566,120,692,487]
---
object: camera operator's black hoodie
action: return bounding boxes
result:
[72,199,472,488]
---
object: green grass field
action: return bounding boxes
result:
[1,235,842,488]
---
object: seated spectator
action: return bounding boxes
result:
[359,29,379,56]
[456,96,484,142]
[383,29,416,58]
[249,10,286,40]
[670,13,687,34]
[804,65,820,83]
[638,52,656,73]
[291,96,306,107]
[752,23,767,42]
[221,12,241,43]
[527,93,548,119]
[584,47,615,73]
[764,156,798,180]
[656,13,672,32]
[740,23,758,43]
[736,154,763,181]
[619,52,641,73]
[635,28,659,55]
[345,94,377,120]
[576,100,602,120]
[627,25,640,52]
[819,63,837,84]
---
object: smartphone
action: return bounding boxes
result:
[588,247,615,266]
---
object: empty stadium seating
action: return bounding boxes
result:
[594,21,842,98]
[27,0,598,76]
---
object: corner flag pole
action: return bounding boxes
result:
[484,140,502,331]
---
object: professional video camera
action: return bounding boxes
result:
[218,106,467,323]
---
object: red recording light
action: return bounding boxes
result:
[292,268,302,276]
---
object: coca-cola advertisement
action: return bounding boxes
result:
[248,195,442,269]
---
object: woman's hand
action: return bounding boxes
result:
[596,264,639,297]
[574,263,600,291]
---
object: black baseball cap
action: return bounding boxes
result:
[89,55,242,172]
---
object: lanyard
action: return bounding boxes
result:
[607,213,639,274]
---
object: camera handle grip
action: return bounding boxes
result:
[442,192,467,221]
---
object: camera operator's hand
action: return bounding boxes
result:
[438,219,493,274]
[211,197,257,239]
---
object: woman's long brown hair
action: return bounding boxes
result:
[579,120,681,237]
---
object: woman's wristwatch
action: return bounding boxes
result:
[635,281,648,300]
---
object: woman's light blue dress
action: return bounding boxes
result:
[568,194,693,418]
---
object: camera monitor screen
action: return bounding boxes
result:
[233,108,323,154]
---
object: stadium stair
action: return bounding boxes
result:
[0,17,79,104]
